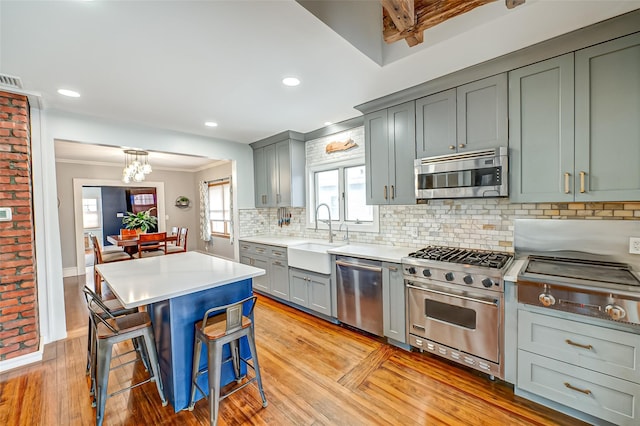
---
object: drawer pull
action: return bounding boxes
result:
[564,382,592,396]
[565,339,592,350]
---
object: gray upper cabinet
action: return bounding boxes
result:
[416,74,507,158]
[510,32,640,203]
[574,33,640,201]
[251,131,305,208]
[509,54,575,203]
[364,101,416,205]
[415,89,456,158]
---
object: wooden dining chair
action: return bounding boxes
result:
[90,234,132,295]
[137,232,167,257]
[167,227,188,254]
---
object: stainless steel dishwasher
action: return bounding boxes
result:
[335,255,383,336]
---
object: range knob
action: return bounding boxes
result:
[445,272,455,281]
[407,267,416,275]
[605,304,626,321]
[463,275,474,285]
[538,293,556,307]
[422,269,432,278]
[481,278,494,288]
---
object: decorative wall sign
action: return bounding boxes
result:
[175,196,190,208]
[325,138,357,154]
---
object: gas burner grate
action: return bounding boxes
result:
[408,246,513,269]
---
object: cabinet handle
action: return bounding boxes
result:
[384,185,388,200]
[273,261,282,266]
[564,173,570,194]
[564,382,592,395]
[449,145,455,150]
[579,171,586,193]
[391,185,395,200]
[388,266,398,272]
[256,248,265,253]
[565,339,592,350]
[458,144,466,149]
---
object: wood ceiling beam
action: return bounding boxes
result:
[384,0,528,46]
[381,0,415,32]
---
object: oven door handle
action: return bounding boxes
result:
[406,284,499,306]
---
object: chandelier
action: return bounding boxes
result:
[122,149,152,183]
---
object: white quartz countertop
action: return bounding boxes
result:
[239,236,415,263]
[327,244,415,264]
[504,259,525,282]
[95,251,265,309]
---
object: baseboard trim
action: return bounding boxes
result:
[0,340,44,373]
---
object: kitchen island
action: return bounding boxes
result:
[95,251,265,412]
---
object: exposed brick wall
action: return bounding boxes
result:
[0,91,39,360]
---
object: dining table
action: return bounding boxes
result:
[107,233,178,256]
[95,251,265,411]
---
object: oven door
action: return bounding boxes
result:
[407,282,501,363]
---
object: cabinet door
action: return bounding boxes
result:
[307,272,331,316]
[289,270,308,307]
[457,74,508,152]
[509,54,575,203]
[575,33,640,201]
[275,140,291,206]
[253,147,268,207]
[382,263,405,343]
[416,89,457,157]
[270,259,289,301]
[251,256,270,293]
[364,109,390,204]
[387,101,416,205]
[264,143,278,207]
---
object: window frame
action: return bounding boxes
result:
[306,158,379,233]
[208,180,231,239]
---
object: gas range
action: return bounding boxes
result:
[402,246,514,293]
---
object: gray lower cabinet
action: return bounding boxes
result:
[239,241,289,300]
[364,101,416,205]
[288,267,331,316]
[382,262,405,343]
[416,74,507,158]
[510,32,640,202]
[517,309,640,425]
[251,131,305,208]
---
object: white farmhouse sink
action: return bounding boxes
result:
[287,242,337,274]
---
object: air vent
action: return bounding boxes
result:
[0,74,23,89]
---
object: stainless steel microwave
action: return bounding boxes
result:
[414,147,508,200]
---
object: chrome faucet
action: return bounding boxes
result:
[339,222,349,243]
[315,203,333,243]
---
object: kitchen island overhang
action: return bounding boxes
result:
[95,251,265,411]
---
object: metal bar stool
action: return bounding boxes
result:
[188,295,267,425]
[86,292,167,426]
[83,286,142,399]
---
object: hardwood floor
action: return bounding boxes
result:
[0,275,587,426]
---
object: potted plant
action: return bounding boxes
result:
[122,207,158,233]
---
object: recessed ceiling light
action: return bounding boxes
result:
[57,89,80,98]
[324,122,332,126]
[282,77,300,87]
[204,121,218,127]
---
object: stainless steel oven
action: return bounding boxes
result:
[407,282,502,363]
[403,246,512,379]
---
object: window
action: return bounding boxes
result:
[82,198,100,229]
[208,180,231,237]
[309,160,378,232]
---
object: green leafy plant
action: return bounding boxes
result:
[122,207,158,232]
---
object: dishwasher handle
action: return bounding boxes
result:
[336,259,383,273]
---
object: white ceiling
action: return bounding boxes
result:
[2,0,640,148]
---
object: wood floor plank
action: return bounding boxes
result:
[0,275,589,425]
